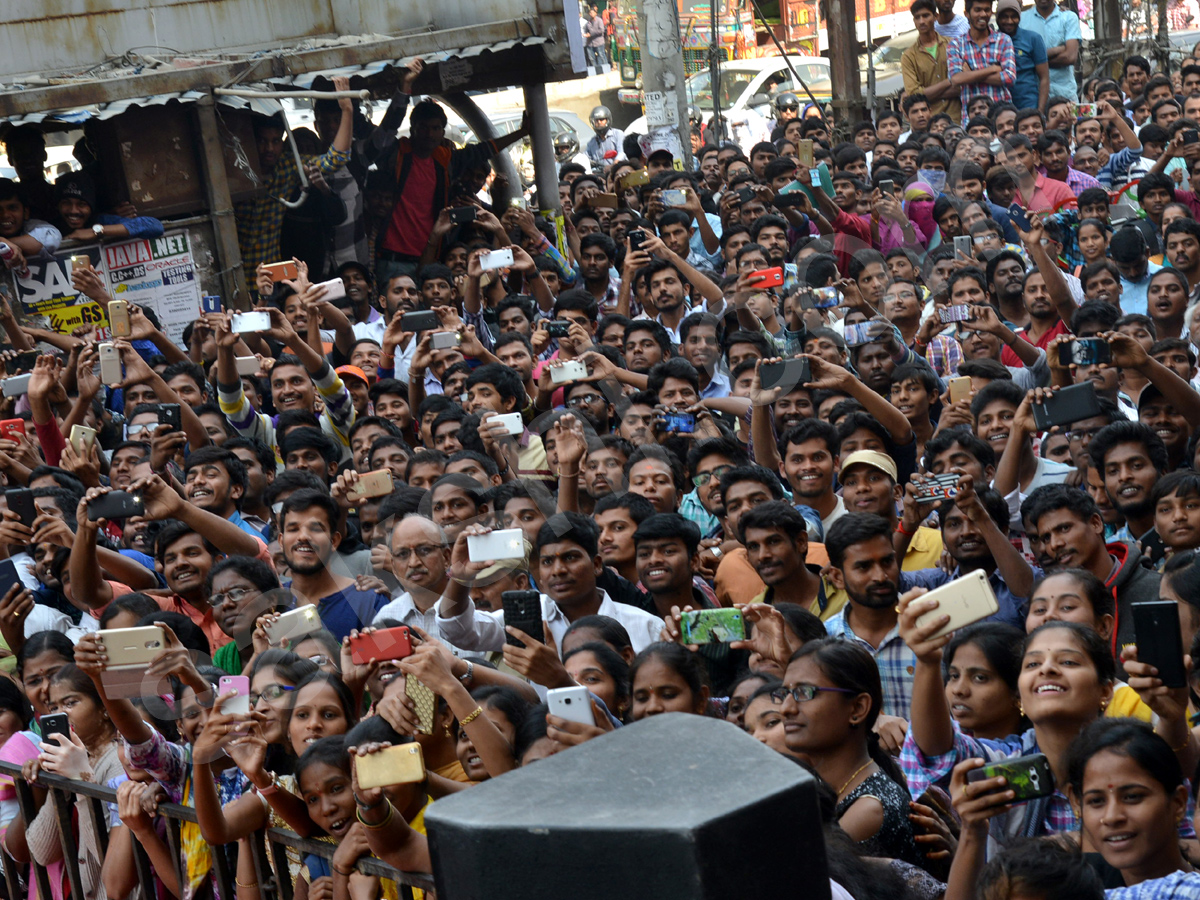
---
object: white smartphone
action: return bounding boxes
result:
[550,359,588,384]
[431,331,462,350]
[0,375,30,397]
[315,278,347,301]
[480,248,515,271]
[913,568,999,639]
[235,356,259,376]
[231,311,271,334]
[467,528,526,562]
[547,685,594,727]
[218,675,251,716]
[263,605,322,645]
[492,412,524,436]
[98,342,122,385]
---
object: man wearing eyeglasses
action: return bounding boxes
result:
[679,437,749,539]
[375,514,461,649]
[562,380,614,435]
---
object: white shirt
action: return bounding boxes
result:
[999,456,1075,530]
[437,588,664,655]
[376,590,464,654]
[822,495,847,534]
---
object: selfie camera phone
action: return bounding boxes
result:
[1032,382,1102,431]
[448,206,477,225]
[0,419,24,442]
[401,311,440,333]
[939,305,973,324]
[467,528,526,563]
[480,248,515,271]
[201,295,222,314]
[967,753,1054,802]
[231,311,271,334]
[107,300,132,338]
[492,412,524,436]
[1058,338,1111,367]
[431,331,461,350]
[662,412,695,434]
[547,686,594,727]
[87,490,144,521]
[759,358,811,392]
[219,675,251,716]
[749,267,784,288]
[4,488,35,528]
[550,360,588,384]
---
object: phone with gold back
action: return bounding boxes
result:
[355,743,426,789]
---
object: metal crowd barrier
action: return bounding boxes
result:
[0,760,436,900]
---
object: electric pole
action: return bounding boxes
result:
[826,0,866,136]
[636,0,694,169]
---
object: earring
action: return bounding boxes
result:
[444,723,452,738]
[1018,703,1025,716]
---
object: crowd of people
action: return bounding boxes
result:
[3,0,1200,897]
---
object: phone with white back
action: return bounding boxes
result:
[235,356,259,376]
[550,360,588,384]
[547,686,594,726]
[0,375,30,397]
[98,342,122,384]
[492,412,524,436]
[231,311,271,334]
[315,278,346,301]
[467,528,526,562]
[912,569,999,639]
[263,606,322,645]
[219,675,250,715]
[480,248,515,271]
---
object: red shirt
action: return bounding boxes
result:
[383,155,437,257]
[1001,318,1069,367]
[1017,174,1076,215]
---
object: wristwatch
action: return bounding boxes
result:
[92,224,104,239]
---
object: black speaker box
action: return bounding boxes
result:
[425,712,830,900]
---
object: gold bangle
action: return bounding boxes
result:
[460,706,484,727]
[357,801,394,830]
[235,879,259,888]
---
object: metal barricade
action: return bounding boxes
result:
[0,760,435,900]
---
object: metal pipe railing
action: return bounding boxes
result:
[0,759,435,900]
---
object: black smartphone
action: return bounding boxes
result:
[41,713,71,745]
[1007,203,1032,232]
[4,488,35,528]
[544,320,573,338]
[0,559,20,599]
[736,187,754,203]
[153,403,181,431]
[87,490,145,522]
[1032,382,1102,431]
[628,231,646,254]
[1058,338,1112,367]
[401,311,440,333]
[758,358,811,392]
[1132,601,1187,688]
[502,590,544,648]
[966,753,1054,802]
[879,179,894,194]
[447,206,477,225]
[1185,130,1200,145]
[6,352,37,375]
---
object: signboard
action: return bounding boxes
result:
[9,231,202,346]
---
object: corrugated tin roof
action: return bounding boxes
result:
[3,91,285,127]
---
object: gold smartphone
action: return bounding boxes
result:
[355,743,426,789]
[948,376,971,405]
[406,676,436,735]
[69,424,96,454]
[796,140,814,168]
[108,300,132,339]
[348,469,393,501]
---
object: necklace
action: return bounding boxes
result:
[837,760,874,796]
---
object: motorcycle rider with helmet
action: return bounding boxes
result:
[554,131,592,174]
[585,105,625,166]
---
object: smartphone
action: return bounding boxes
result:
[40,713,71,745]
[0,419,24,442]
[939,305,973,324]
[621,169,651,189]
[263,261,299,282]
[749,267,784,289]
[5,351,37,375]
[235,356,259,376]
[4,488,34,528]
[0,559,19,601]
[348,626,414,665]
[550,360,588,384]
[879,179,894,195]
[480,248,515,271]
[201,295,222,314]
[314,277,347,301]
[796,139,814,168]
[467,528,526,563]
[966,753,1054,802]
[218,675,251,716]
[808,167,822,186]
[913,473,962,504]
[448,206,477,225]
[262,605,323,646]
[401,310,440,333]
[107,300,132,339]
[758,358,811,392]
[87,490,144,521]
[546,685,594,727]
[405,676,436,735]
[69,424,96,455]
[587,193,619,209]
[1032,382,1102,431]
[1077,103,1099,119]
[1058,338,1112,367]
[502,590,544,648]
[431,331,462,350]
[1,375,31,397]
[98,342,122,385]
[151,403,181,432]
[679,608,746,644]
[1185,130,1200,145]
[843,322,881,347]
[662,412,695,434]
[99,626,167,666]
[355,743,425,790]
[628,231,646,254]
[953,235,974,259]
[948,376,971,405]
[231,311,271,334]
[1132,601,1187,688]
[492,412,524,436]
[661,189,688,207]
[805,286,839,310]
[912,568,999,639]
[1007,203,1032,232]
[736,186,755,204]
[69,254,92,272]
[348,469,394,501]
[544,320,573,338]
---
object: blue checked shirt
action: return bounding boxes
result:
[947,29,1016,126]
[824,607,915,720]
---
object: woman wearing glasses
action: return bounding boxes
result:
[778,638,924,867]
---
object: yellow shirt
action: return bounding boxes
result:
[1106,683,1155,723]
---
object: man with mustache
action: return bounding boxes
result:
[375,515,459,647]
